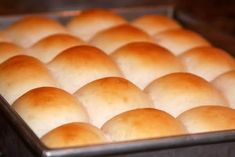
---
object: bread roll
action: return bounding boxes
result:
[0,31,11,42]
[0,42,25,64]
[212,70,235,108]
[29,33,86,63]
[153,29,211,55]
[41,122,107,148]
[90,24,153,54]
[0,55,57,104]
[144,72,228,117]
[177,106,235,133]
[12,87,89,137]
[5,16,68,47]
[74,77,153,128]
[179,47,235,81]
[111,42,184,89]
[102,108,186,141]
[48,45,122,93]
[67,8,127,41]
[132,15,182,35]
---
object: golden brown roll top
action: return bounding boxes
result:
[179,47,235,81]
[0,55,57,104]
[48,45,123,93]
[41,122,107,148]
[102,108,186,142]
[90,24,154,54]
[111,42,184,89]
[74,77,153,128]
[212,70,235,108]
[12,87,89,137]
[5,16,68,47]
[177,106,235,133]
[132,15,182,35]
[29,33,86,63]
[67,8,127,41]
[0,42,25,64]
[153,29,211,55]
[144,72,228,117]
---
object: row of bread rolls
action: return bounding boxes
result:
[0,8,234,149]
[41,105,235,148]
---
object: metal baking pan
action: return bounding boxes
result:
[1,4,235,157]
